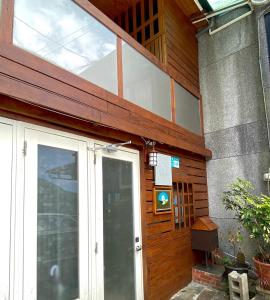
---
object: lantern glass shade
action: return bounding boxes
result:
[149,151,158,167]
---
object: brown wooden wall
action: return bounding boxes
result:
[142,148,209,300]
[163,0,199,93]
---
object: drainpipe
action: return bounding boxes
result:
[196,18,215,38]
[257,5,270,194]
[192,1,253,35]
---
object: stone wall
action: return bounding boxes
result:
[199,6,270,260]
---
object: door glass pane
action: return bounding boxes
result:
[37,145,78,300]
[102,157,135,300]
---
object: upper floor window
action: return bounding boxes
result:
[13,0,118,94]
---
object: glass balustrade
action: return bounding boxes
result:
[175,82,201,135]
[122,42,172,121]
[13,0,118,94]
[12,0,201,134]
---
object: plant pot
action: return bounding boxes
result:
[254,257,270,290]
[224,264,249,276]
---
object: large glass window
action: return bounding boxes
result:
[13,0,118,94]
[175,82,201,135]
[122,42,171,120]
[37,145,79,300]
[102,157,135,300]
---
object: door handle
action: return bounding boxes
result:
[136,245,142,251]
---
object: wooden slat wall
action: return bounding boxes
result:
[142,149,209,300]
[163,0,199,92]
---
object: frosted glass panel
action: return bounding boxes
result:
[122,42,171,120]
[103,157,135,300]
[13,0,117,94]
[175,82,201,135]
[37,145,79,300]
[0,123,13,300]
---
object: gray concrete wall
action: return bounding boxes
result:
[198,6,270,261]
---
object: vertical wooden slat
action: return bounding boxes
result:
[0,0,14,44]
[117,36,123,98]
[125,10,129,32]
[188,184,191,227]
[133,1,137,37]
[170,78,176,123]
[141,0,145,44]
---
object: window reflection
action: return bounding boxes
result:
[37,145,79,300]
[103,157,135,300]
[13,0,118,94]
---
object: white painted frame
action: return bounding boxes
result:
[22,126,89,300]
[0,117,144,300]
[0,118,16,300]
[94,142,144,300]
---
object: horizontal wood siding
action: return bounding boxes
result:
[0,96,209,300]
[163,0,199,92]
[142,149,209,299]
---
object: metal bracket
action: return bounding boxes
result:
[88,141,132,153]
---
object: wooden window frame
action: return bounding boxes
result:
[173,181,195,229]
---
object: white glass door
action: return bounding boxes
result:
[23,128,89,300]
[95,145,143,300]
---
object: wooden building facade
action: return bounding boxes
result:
[0,0,211,299]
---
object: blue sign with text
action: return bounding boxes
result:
[171,156,180,168]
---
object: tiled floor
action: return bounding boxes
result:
[170,282,269,300]
[170,282,229,300]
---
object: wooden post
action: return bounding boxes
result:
[117,36,123,98]
[170,78,176,123]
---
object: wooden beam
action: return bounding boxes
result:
[0,0,14,44]
[170,78,176,123]
[117,37,124,98]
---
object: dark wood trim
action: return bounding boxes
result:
[170,78,176,123]
[117,36,123,98]
[0,73,211,157]
[0,52,205,146]
[0,0,14,44]
[140,152,149,300]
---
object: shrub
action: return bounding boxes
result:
[222,178,270,263]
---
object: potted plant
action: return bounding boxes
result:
[221,227,249,275]
[222,178,270,290]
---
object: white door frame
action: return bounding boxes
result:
[93,141,144,300]
[0,117,144,300]
[22,126,89,300]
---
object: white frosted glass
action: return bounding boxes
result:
[13,0,118,94]
[122,43,171,120]
[175,82,201,135]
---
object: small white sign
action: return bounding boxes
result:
[155,153,172,186]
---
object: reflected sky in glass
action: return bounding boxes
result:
[13,0,117,93]
[208,0,243,10]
